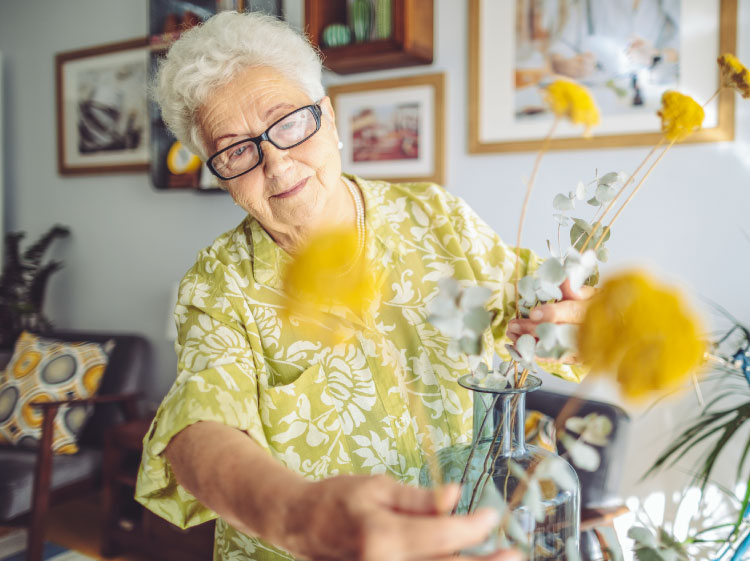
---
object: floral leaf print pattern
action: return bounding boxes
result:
[136,176,578,561]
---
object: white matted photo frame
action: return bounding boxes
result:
[56,38,150,175]
[328,73,445,184]
[468,0,737,153]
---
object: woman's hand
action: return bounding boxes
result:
[284,474,522,561]
[507,279,594,355]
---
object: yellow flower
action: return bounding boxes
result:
[281,227,376,337]
[657,91,704,142]
[577,271,705,401]
[544,80,600,136]
[718,53,750,99]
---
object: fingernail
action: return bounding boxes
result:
[529,309,543,321]
[508,323,520,333]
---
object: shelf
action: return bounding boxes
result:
[305,0,433,74]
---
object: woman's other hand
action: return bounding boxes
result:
[507,279,594,355]
[285,475,522,561]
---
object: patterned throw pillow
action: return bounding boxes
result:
[0,332,115,454]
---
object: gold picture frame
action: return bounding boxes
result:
[468,0,737,153]
[328,73,445,185]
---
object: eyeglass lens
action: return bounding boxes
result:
[210,106,319,179]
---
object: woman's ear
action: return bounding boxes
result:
[318,96,341,144]
[319,96,336,123]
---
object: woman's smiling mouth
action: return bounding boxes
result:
[271,177,308,199]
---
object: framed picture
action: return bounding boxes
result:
[328,73,445,184]
[469,0,737,153]
[56,38,150,175]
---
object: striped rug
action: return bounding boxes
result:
[0,530,96,561]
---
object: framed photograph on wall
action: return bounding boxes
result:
[468,0,737,153]
[328,73,445,184]
[56,38,150,175]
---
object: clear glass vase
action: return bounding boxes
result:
[421,373,580,558]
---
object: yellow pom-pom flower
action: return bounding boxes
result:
[281,227,377,338]
[577,271,705,401]
[657,91,705,142]
[544,80,600,136]
[718,53,750,99]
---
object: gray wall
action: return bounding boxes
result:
[2,0,750,512]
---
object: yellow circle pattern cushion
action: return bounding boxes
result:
[0,332,115,454]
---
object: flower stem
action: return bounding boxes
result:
[513,118,559,317]
[704,88,721,108]
[593,139,676,251]
[452,393,499,515]
[581,139,664,252]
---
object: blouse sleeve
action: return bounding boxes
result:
[135,257,270,529]
[440,188,586,383]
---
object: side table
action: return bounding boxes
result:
[101,418,215,561]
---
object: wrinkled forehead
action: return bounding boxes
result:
[197,65,313,151]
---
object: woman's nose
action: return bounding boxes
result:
[261,142,293,178]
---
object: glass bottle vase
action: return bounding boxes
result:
[421,373,580,559]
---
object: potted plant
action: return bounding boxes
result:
[0,225,71,349]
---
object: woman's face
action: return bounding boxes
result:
[198,65,342,235]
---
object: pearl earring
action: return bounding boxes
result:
[337,141,343,150]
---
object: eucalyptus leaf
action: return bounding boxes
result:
[463,307,491,335]
[505,515,530,548]
[515,334,537,363]
[595,183,617,203]
[553,193,575,211]
[522,479,545,522]
[633,547,666,561]
[518,276,537,305]
[537,258,566,286]
[575,181,586,200]
[476,480,506,512]
[598,171,620,185]
[428,314,464,339]
[587,197,600,206]
[597,247,609,262]
[560,434,601,471]
[460,336,482,356]
[437,277,460,300]
[553,213,571,226]
[461,285,492,310]
[537,456,578,492]
[628,527,658,548]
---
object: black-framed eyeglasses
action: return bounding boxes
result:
[207,104,322,180]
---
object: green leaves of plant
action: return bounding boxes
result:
[629,527,689,561]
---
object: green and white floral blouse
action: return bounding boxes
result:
[135,176,580,561]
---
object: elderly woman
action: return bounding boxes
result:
[135,10,588,561]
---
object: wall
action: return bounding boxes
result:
[1,0,749,510]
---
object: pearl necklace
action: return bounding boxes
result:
[344,177,366,260]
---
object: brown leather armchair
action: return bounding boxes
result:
[0,331,150,561]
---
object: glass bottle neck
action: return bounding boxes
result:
[473,391,527,456]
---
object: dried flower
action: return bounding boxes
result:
[657,91,705,142]
[544,80,600,136]
[718,53,750,98]
[281,227,376,330]
[577,271,705,400]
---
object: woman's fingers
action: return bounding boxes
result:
[528,299,588,324]
[560,279,595,301]
[384,508,500,561]
[384,479,461,515]
[429,549,524,561]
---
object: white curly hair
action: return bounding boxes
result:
[154,11,325,159]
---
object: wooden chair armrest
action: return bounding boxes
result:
[581,504,630,531]
[30,392,142,409]
[31,392,143,421]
